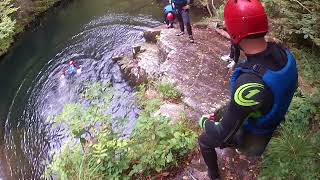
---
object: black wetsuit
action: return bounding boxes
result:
[230,43,240,64]
[199,42,288,178]
[172,0,193,36]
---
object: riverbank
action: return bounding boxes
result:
[0,0,70,57]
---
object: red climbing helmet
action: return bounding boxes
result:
[166,12,174,21]
[224,0,268,44]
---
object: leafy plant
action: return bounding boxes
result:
[46,82,197,179]
[0,0,18,55]
[0,0,63,55]
[291,48,320,86]
[286,92,318,125]
[260,120,320,180]
[216,4,224,21]
[260,91,320,179]
[262,0,320,46]
[129,114,197,176]
[45,142,90,180]
[54,82,113,139]
[156,83,182,101]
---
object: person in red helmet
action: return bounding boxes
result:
[163,4,175,28]
[198,0,298,179]
[63,60,81,77]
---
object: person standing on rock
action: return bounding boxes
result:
[221,42,240,69]
[170,0,194,43]
[198,0,298,179]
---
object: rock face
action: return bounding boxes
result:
[143,28,161,43]
[157,27,231,114]
[116,25,233,115]
[122,26,232,114]
[136,43,162,78]
[154,103,186,123]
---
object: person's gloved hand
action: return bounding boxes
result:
[198,114,215,129]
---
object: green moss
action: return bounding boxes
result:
[156,82,182,101]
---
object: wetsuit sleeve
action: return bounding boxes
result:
[203,73,273,145]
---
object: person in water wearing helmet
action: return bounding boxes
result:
[170,0,194,43]
[64,60,81,77]
[163,4,175,28]
[198,0,298,179]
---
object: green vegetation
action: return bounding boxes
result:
[193,0,218,17]
[0,0,17,55]
[15,0,60,32]
[261,121,320,179]
[262,0,320,46]
[258,1,320,179]
[292,48,320,86]
[156,82,182,101]
[260,90,320,179]
[193,0,225,27]
[0,0,61,56]
[45,82,197,179]
[1,0,318,178]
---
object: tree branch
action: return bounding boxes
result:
[292,0,312,13]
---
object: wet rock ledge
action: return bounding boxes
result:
[113,25,231,117]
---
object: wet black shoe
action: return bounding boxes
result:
[176,31,184,36]
[189,35,194,43]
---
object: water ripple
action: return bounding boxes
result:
[4,13,160,179]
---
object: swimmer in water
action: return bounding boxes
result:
[63,60,81,77]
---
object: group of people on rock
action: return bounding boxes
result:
[163,0,240,68]
[164,0,298,180]
[164,0,194,43]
